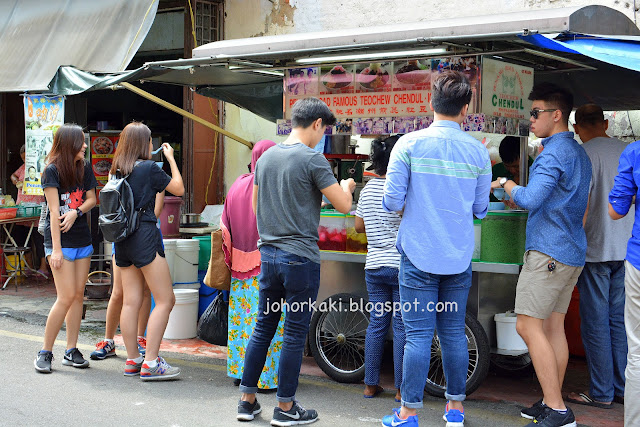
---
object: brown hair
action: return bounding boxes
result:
[575,104,604,127]
[46,124,85,189]
[431,71,473,116]
[110,122,152,176]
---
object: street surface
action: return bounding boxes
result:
[0,315,533,427]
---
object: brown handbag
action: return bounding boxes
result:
[204,229,231,291]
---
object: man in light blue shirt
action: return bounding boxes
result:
[494,83,591,427]
[381,71,491,427]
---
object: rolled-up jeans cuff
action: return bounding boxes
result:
[445,393,466,402]
[239,385,258,394]
[276,395,295,403]
[401,399,423,409]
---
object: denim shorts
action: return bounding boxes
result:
[45,245,94,262]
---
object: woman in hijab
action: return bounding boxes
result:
[222,139,283,389]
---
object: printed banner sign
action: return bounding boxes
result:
[23,95,64,195]
[284,56,479,121]
[481,58,534,120]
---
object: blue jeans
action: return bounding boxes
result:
[576,261,627,401]
[365,267,405,389]
[399,254,471,407]
[240,245,320,403]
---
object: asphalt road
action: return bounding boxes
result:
[0,315,529,427]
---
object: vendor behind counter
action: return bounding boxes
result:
[491,136,533,202]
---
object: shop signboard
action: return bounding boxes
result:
[90,134,118,204]
[282,56,479,135]
[481,58,534,120]
[23,95,64,195]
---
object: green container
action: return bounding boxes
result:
[192,235,212,270]
[480,211,528,264]
[16,206,26,217]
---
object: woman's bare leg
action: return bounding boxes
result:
[63,257,90,350]
[42,258,77,351]
[120,266,145,359]
[140,254,175,361]
[104,256,123,340]
[137,283,152,337]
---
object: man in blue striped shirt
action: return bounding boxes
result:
[381,71,491,427]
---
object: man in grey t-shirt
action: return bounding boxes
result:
[237,97,355,426]
[566,104,632,408]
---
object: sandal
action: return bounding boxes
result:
[364,385,384,398]
[566,392,613,409]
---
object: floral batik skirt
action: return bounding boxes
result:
[227,274,285,389]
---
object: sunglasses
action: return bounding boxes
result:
[530,109,558,119]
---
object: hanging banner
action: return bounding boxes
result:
[481,58,534,120]
[284,56,479,123]
[23,95,65,195]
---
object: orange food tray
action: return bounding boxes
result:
[0,208,18,220]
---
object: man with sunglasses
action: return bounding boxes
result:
[491,83,592,427]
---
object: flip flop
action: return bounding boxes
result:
[364,385,384,398]
[566,392,613,409]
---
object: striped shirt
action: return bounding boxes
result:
[355,178,402,270]
[383,120,492,274]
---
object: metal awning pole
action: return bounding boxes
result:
[120,81,253,149]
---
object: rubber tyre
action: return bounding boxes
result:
[424,314,491,398]
[490,353,533,377]
[309,293,369,383]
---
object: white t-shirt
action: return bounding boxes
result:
[355,178,402,270]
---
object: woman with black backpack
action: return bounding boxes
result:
[110,122,184,380]
[35,124,98,373]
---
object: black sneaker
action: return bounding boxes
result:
[521,399,546,419]
[62,348,89,368]
[271,401,318,426]
[34,351,53,373]
[526,406,576,427]
[237,398,262,421]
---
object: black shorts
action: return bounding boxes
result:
[114,222,165,268]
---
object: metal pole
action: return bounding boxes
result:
[519,135,529,186]
[119,82,253,149]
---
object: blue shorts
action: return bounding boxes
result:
[45,245,94,262]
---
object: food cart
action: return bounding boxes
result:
[46,5,640,397]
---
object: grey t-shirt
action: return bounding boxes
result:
[583,136,634,262]
[254,143,337,263]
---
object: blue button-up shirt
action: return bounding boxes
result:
[609,140,640,269]
[511,131,591,267]
[382,120,492,274]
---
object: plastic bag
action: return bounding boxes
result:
[197,292,228,346]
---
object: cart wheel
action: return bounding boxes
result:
[490,353,533,376]
[309,293,368,383]
[424,314,490,398]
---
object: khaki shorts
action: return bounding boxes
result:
[514,250,583,319]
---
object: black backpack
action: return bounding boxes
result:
[98,162,142,243]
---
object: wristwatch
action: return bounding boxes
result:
[499,177,508,188]
[76,208,84,218]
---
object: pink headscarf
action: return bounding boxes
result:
[220,140,276,279]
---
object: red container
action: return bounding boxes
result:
[565,286,585,357]
[160,196,182,237]
[0,207,18,220]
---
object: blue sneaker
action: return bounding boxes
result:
[381,410,418,427]
[442,402,464,427]
[90,340,116,360]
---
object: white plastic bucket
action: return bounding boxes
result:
[494,312,528,352]
[164,289,199,339]
[163,239,178,284]
[174,282,200,291]
[174,239,199,284]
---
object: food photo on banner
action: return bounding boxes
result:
[23,95,64,196]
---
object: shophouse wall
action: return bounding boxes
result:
[222,0,639,191]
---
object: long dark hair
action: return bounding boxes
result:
[370,135,402,176]
[46,124,85,189]
[110,122,151,176]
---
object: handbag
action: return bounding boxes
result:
[37,202,49,236]
[203,229,231,291]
